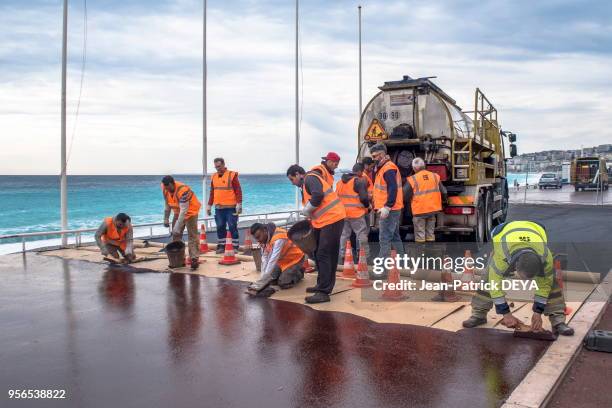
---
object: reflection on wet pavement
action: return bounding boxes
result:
[0,254,549,408]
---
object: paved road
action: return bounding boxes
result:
[509,184,611,205]
[508,203,612,275]
[0,253,548,408]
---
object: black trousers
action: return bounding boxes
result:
[313,218,345,294]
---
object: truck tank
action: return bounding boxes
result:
[358,75,517,244]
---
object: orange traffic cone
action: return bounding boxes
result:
[554,258,572,316]
[219,231,241,265]
[199,224,209,253]
[341,241,356,278]
[382,249,406,300]
[461,249,474,283]
[352,247,372,288]
[303,256,315,273]
[242,229,253,255]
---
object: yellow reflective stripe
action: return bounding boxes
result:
[343,203,364,208]
[312,198,341,219]
[374,184,386,191]
[413,187,440,196]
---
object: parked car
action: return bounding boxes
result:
[538,173,562,189]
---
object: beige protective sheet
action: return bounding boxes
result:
[38,245,596,333]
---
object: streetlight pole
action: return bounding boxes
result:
[202,0,208,212]
[60,0,68,245]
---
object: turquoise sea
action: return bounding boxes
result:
[0,172,540,253]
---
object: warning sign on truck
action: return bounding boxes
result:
[364,119,388,141]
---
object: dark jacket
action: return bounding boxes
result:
[340,173,370,208]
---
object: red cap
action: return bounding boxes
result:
[322,152,341,162]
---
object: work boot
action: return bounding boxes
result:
[553,323,574,336]
[305,292,330,304]
[462,316,487,328]
[306,286,319,293]
[215,246,225,254]
[190,258,199,270]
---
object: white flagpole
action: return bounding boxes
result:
[202,0,208,213]
[60,0,68,245]
[295,0,300,210]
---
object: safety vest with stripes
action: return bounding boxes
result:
[302,171,346,228]
[310,164,334,186]
[265,227,304,271]
[102,217,130,251]
[362,172,374,196]
[407,170,442,215]
[335,176,367,218]
[373,160,404,210]
[211,170,238,208]
[487,221,555,311]
[161,181,202,220]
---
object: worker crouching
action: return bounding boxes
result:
[95,213,135,263]
[404,157,447,243]
[287,164,346,304]
[462,220,574,336]
[161,176,202,269]
[247,223,305,296]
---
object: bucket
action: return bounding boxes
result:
[251,244,262,272]
[288,220,317,257]
[165,241,186,268]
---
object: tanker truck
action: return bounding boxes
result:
[358,75,518,244]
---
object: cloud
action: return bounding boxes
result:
[1,0,611,174]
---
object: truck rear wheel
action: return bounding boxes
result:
[469,192,486,249]
[484,190,494,242]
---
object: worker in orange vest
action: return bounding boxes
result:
[162,176,202,269]
[310,152,340,186]
[206,158,243,253]
[370,143,406,262]
[247,222,306,296]
[336,163,370,262]
[95,213,135,263]
[404,157,447,243]
[287,164,346,304]
[361,156,375,200]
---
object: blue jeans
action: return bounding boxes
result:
[215,208,239,246]
[378,209,405,259]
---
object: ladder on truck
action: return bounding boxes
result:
[452,138,472,181]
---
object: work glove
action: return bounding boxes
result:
[301,202,316,218]
[206,205,212,216]
[235,203,242,215]
[378,206,391,220]
[163,219,170,228]
[500,313,521,329]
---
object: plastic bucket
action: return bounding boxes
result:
[288,220,317,257]
[251,244,262,272]
[165,241,186,268]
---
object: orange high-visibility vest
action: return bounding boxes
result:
[407,170,442,215]
[373,161,404,211]
[161,181,201,220]
[265,227,304,271]
[335,177,367,219]
[102,217,130,251]
[362,173,374,196]
[211,170,238,208]
[302,171,346,228]
[310,164,334,186]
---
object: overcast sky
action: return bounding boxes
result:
[1,0,611,174]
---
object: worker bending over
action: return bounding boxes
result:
[370,143,405,260]
[161,176,202,269]
[247,222,305,296]
[311,152,340,186]
[95,213,135,263]
[404,157,447,243]
[206,158,242,252]
[336,163,370,262]
[462,220,574,336]
[287,165,346,304]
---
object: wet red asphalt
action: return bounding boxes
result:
[0,253,549,408]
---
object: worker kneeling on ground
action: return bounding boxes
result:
[287,164,346,304]
[404,157,447,243]
[95,213,135,263]
[247,222,305,296]
[462,220,574,336]
[161,176,202,269]
[336,162,370,262]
